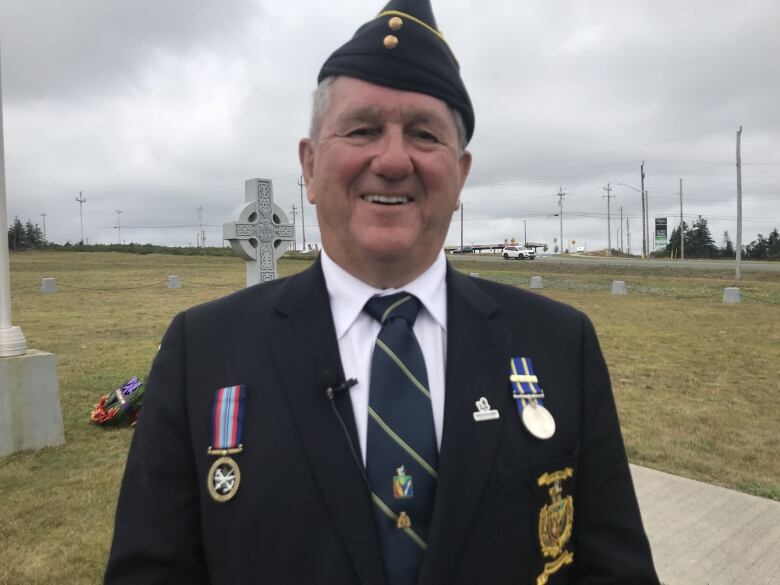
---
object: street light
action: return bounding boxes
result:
[616,182,647,258]
[521,218,527,246]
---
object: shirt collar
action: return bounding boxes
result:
[320,250,448,340]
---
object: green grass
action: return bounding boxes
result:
[1,251,779,584]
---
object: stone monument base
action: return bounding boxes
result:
[0,349,64,457]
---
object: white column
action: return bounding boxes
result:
[0,44,28,356]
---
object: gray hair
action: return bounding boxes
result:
[309,75,468,152]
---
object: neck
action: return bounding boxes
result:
[326,249,439,290]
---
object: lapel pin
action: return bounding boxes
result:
[472,396,500,422]
[393,466,414,499]
[510,357,556,440]
[397,511,412,530]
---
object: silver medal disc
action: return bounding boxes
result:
[521,402,556,440]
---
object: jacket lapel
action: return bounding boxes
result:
[419,267,513,585]
[269,260,387,585]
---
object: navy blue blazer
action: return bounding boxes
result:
[105,259,658,585]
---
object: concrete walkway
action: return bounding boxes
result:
[630,465,780,585]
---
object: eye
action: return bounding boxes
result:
[345,126,379,138]
[410,128,440,143]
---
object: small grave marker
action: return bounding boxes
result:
[41,277,56,293]
[611,280,627,295]
[723,287,741,304]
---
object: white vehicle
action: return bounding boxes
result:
[502,245,535,260]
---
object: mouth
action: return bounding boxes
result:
[361,193,412,205]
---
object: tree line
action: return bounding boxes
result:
[655,215,779,260]
[7,215,780,260]
[7,217,46,250]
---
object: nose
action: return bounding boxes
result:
[370,127,413,180]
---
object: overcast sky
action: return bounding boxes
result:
[2,0,778,253]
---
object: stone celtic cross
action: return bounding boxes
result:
[223,178,294,287]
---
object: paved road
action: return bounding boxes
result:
[631,465,780,585]
[454,253,780,272]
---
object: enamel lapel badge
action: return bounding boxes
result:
[393,465,414,499]
[509,357,556,440]
[472,396,500,422]
[206,385,246,503]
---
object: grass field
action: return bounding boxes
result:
[1,251,779,585]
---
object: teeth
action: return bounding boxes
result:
[363,194,410,205]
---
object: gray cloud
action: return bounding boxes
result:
[1,0,778,251]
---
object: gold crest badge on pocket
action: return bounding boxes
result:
[536,467,574,585]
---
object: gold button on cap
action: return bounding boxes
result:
[383,34,399,49]
[388,16,403,31]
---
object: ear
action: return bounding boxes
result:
[454,150,472,210]
[298,138,316,203]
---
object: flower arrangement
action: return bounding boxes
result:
[89,377,145,427]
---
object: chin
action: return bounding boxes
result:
[363,243,409,263]
[356,228,414,256]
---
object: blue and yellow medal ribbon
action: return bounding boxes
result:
[509,357,545,414]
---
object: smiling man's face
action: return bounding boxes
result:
[299,76,471,288]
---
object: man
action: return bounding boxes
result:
[105,1,659,584]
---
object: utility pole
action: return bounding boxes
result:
[602,182,614,255]
[460,202,464,252]
[736,126,743,281]
[556,187,566,254]
[115,209,123,245]
[627,217,631,255]
[521,218,527,246]
[619,206,624,252]
[645,193,651,254]
[679,179,684,260]
[75,191,86,245]
[297,175,307,252]
[196,206,204,248]
[40,213,47,241]
[290,204,298,251]
[640,162,646,257]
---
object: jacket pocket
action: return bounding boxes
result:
[498,448,579,494]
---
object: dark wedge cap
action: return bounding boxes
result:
[318,0,474,143]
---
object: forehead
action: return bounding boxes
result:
[325,77,456,127]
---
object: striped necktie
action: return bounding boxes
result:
[364,293,437,585]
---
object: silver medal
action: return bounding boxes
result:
[521,401,556,440]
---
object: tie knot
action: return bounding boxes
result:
[364,293,422,326]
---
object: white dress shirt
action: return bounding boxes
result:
[320,250,448,462]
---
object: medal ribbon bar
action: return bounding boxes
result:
[510,357,545,412]
[208,385,246,455]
